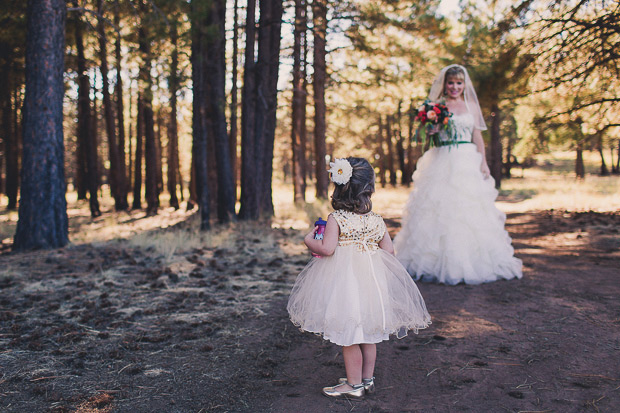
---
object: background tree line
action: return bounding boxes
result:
[0,0,618,250]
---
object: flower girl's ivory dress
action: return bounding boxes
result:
[394,112,523,285]
[287,210,431,347]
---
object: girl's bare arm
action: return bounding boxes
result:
[304,215,339,256]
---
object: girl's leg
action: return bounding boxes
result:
[360,343,376,379]
[342,344,363,388]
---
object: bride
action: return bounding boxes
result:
[393,64,522,285]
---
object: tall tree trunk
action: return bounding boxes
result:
[138,6,158,216]
[395,103,407,185]
[167,22,180,209]
[128,78,134,192]
[6,86,20,209]
[206,0,235,222]
[132,94,143,209]
[616,139,620,173]
[0,52,10,198]
[505,133,514,179]
[597,133,608,176]
[75,40,87,201]
[14,0,68,250]
[312,0,328,199]
[155,107,164,198]
[402,102,415,186]
[239,0,258,220]
[191,0,212,228]
[114,0,128,207]
[188,153,197,209]
[575,141,585,179]
[489,103,503,188]
[92,69,102,191]
[257,0,283,214]
[75,2,101,217]
[291,0,307,203]
[229,0,240,202]
[97,0,126,210]
[376,117,386,187]
[301,6,309,185]
[386,115,396,185]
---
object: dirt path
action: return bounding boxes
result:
[1,211,619,412]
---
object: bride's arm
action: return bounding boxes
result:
[472,129,491,179]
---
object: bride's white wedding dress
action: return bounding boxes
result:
[394,112,523,285]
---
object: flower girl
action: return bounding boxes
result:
[287,157,431,398]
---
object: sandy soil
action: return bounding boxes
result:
[1,209,619,412]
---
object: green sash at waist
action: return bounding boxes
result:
[436,140,473,147]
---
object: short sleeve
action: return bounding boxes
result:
[330,210,346,230]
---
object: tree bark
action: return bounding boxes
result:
[301,7,309,184]
[5,86,20,209]
[155,107,164,198]
[597,133,608,176]
[238,0,283,219]
[312,0,329,199]
[229,0,240,202]
[73,7,87,201]
[402,102,415,186]
[114,0,128,207]
[191,0,212,229]
[97,0,127,211]
[138,5,158,216]
[0,51,10,199]
[75,2,101,217]
[239,0,258,220]
[616,139,620,173]
[257,0,283,215]
[14,0,68,250]
[376,117,386,187]
[489,103,503,188]
[395,103,407,185]
[206,0,236,222]
[386,115,396,185]
[291,0,307,203]
[132,93,143,209]
[575,142,585,179]
[167,21,180,209]
[128,78,133,192]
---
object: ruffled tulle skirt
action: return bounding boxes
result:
[394,143,523,285]
[287,246,431,346]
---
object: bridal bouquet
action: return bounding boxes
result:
[414,100,455,147]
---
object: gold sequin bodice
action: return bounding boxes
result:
[331,210,386,252]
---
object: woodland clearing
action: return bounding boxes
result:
[1,154,619,412]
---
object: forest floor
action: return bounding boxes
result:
[1,159,620,412]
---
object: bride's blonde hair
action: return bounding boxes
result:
[445,66,465,82]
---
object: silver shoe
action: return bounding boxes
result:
[322,381,365,399]
[338,376,375,393]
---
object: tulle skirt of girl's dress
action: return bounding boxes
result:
[287,246,431,347]
[394,143,523,285]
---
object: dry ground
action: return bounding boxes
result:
[1,165,619,412]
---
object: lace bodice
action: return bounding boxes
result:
[440,112,475,142]
[331,210,386,252]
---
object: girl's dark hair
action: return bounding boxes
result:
[331,157,375,214]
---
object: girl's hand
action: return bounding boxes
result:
[304,216,339,256]
[480,162,491,179]
[306,226,319,239]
